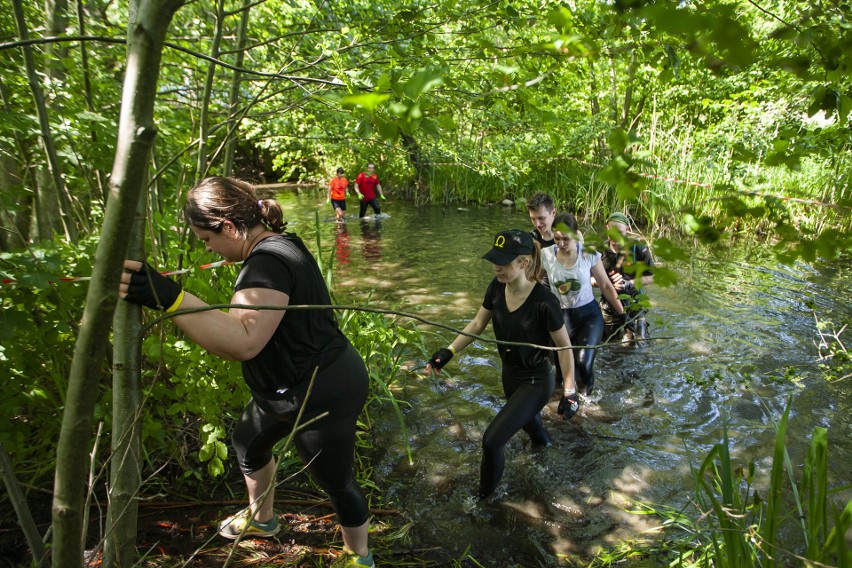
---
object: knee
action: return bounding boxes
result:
[481,432,501,457]
[238,451,273,476]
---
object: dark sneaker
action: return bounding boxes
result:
[217,510,280,540]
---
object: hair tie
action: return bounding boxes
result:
[257,199,263,209]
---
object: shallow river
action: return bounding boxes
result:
[278,191,851,565]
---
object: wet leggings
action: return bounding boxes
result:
[563,300,605,393]
[358,197,380,217]
[479,363,555,498]
[232,344,370,527]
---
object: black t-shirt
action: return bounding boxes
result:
[234,233,348,398]
[600,242,654,290]
[530,228,555,248]
[482,277,564,371]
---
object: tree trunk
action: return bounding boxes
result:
[0,77,32,250]
[12,0,77,242]
[196,0,226,178]
[0,441,47,567]
[621,49,637,129]
[587,60,607,162]
[223,0,252,176]
[102,190,146,567]
[76,0,107,202]
[51,1,181,566]
[400,132,427,204]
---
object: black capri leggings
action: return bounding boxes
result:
[563,300,605,394]
[479,362,555,498]
[358,197,381,217]
[232,343,370,527]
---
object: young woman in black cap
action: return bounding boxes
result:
[426,229,578,499]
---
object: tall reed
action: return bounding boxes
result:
[594,396,851,567]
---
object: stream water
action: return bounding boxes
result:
[277,191,851,566]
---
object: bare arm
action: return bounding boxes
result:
[170,287,287,361]
[449,305,491,352]
[120,260,286,361]
[591,260,624,315]
[549,325,575,392]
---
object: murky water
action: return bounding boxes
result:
[278,191,851,565]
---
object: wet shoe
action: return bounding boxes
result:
[332,549,375,567]
[217,510,280,540]
[529,428,552,448]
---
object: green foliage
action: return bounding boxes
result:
[593,398,852,567]
[338,303,428,467]
[0,238,97,482]
[814,314,851,383]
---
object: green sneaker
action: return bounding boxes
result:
[333,549,375,567]
[217,510,280,540]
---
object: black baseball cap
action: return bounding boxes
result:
[482,229,534,265]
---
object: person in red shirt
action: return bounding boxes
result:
[327,167,349,222]
[354,163,384,218]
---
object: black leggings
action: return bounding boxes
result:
[232,344,370,527]
[563,300,605,393]
[479,363,555,498]
[358,197,380,217]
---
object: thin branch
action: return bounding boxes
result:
[139,303,673,352]
[0,36,345,85]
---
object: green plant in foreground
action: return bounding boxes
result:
[596,397,851,568]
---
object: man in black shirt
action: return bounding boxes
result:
[598,212,654,343]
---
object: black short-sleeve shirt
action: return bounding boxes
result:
[234,234,348,398]
[482,277,564,371]
[600,242,654,295]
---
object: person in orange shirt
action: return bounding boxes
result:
[327,167,349,222]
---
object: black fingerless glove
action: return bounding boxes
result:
[556,392,580,421]
[427,348,454,372]
[124,262,183,312]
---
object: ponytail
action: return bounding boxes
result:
[523,241,542,282]
[257,198,287,234]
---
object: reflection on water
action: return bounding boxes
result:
[359,217,383,264]
[280,192,851,565]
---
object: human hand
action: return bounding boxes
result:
[426,348,454,374]
[326,197,331,204]
[358,193,364,200]
[379,194,386,200]
[556,392,580,420]
[121,261,183,312]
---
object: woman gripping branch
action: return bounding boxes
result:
[119,176,375,568]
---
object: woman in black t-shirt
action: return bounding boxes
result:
[120,176,374,567]
[426,229,579,499]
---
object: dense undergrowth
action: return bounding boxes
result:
[2,202,851,567]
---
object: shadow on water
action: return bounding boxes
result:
[286,193,852,565]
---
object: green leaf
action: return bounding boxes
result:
[199,443,213,462]
[215,440,228,460]
[339,93,391,112]
[403,67,444,99]
[208,457,225,477]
